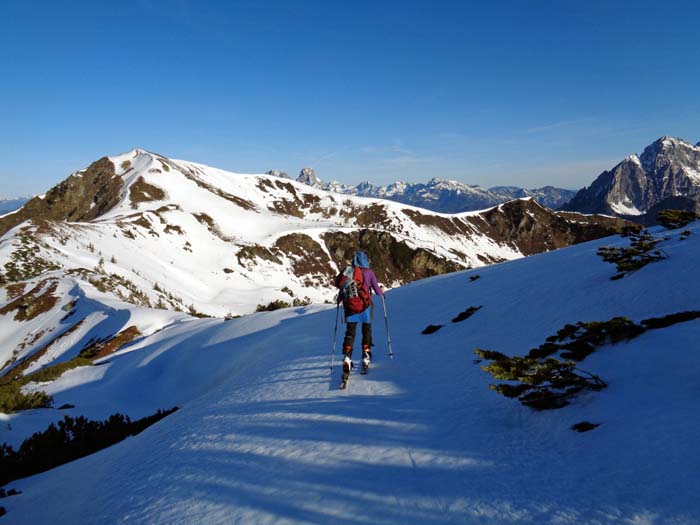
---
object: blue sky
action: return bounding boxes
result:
[1,0,699,196]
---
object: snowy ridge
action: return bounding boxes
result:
[0,149,550,318]
[0,149,630,383]
[2,220,699,523]
[301,173,576,213]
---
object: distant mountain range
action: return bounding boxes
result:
[279,170,576,213]
[563,136,700,223]
[0,196,30,216]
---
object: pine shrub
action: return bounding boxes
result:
[597,230,666,278]
[474,350,606,410]
[475,311,700,410]
[255,300,292,312]
[0,384,53,413]
[0,407,178,487]
[452,306,482,323]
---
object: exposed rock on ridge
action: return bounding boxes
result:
[563,137,700,223]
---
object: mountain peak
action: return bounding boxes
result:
[296,167,323,188]
[564,136,700,220]
[265,169,289,179]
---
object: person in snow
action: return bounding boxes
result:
[340,250,383,373]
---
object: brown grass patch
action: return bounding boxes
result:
[0,281,59,322]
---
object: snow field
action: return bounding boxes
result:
[2,222,699,523]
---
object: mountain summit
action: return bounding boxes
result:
[296,167,323,188]
[563,136,700,222]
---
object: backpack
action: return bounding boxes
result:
[334,265,371,315]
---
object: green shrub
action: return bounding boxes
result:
[597,230,666,278]
[571,421,600,432]
[292,297,311,307]
[255,300,291,312]
[0,407,178,486]
[474,350,605,410]
[532,317,645,361]
[0,383,52,413]
[475,311,700,410]
[452,306,482,323]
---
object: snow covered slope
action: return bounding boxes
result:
[0,149,629,382]
[2,219,699,524]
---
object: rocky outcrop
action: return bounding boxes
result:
[563,137,700,223]
[0,157,121,237]
[322,230,464,285]
[472,200,633,256]
[296,168,323,189]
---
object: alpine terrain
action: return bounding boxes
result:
[0,148,630,387]
[563,136,700,223]
[0,204,698,524]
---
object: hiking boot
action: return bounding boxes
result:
[361,345,371,370]
[343,355,353,374]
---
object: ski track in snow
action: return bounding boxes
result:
[2,225,700,524]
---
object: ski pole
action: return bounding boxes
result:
[330,302,340,372]
[381,294,394,359]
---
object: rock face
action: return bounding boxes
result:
[0,157,121,237]
[265,170,289,179]
[296,168,323,188]
[563,137,700,223]
[474,199,634,256]
[322,229,464,284]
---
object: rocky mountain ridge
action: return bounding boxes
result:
[0,148,633,388]
[0,149,630,312]
[563,136,700,223]
[277,168,576,212]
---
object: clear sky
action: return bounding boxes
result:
[1,0,699,196]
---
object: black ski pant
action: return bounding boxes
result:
[342,322,372,357]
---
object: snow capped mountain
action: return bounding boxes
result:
[2,215,699,524]
[0,148,625,317]
[297,175,576,213]
[489,185,576,210]
[0,148,630,408]
[265,169,289,179]
[563,136,700,222]
[296,167,324,188]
